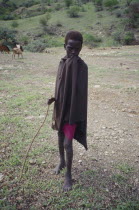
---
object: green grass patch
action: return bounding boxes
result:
[115,201,139,210]
[112,174,128,184]
[116,163,134,174]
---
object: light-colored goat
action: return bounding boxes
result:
[12,47,23,59]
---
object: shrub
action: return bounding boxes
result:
[123,32,135,45]
[2,14,16,20]
[25,39,47,52]
[127,0,139,28]
[39,13,51,31]
[46,8,53,13]
[25,36,63,52]
[80,6,86,12]
[0,27,16,43]
[112,31,122,43]
[104,0,119,12]
[44,36,63,47]
[11,21,19,28]
[55,3,62,11]
[20,0,39,8]
[83,33,102,47]
[65,0,73,8]
[94,0,103,11]
[112,30,136,45]
[56,21,63,27]
[115,10,122,18]
[67,6,80,18]
[18,36,29,45]
[126,0,133,6]
[94,0,103,6]
[0,1,17,20]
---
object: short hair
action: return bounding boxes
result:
[65,31,83,45]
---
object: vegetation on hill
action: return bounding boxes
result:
[0,0,139,51]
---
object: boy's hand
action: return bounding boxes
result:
[47,97,55,105]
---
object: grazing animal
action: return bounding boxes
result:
[16,44,23,52]
[0,45,10,54]
[12,48,23,59]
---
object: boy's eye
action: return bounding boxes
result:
[67,47,72,50]
[67,47,79,51]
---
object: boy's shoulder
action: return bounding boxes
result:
[59,56,88,70]
[78,56,88,70]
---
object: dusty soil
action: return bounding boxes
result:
[0,46,139,208]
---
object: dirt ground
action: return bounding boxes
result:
[0,46,139,209]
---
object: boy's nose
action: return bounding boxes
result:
[71,49,76,54]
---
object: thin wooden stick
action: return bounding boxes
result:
[19,105,50,181]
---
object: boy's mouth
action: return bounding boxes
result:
[69,54,78,58]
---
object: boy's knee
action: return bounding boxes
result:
[64,140,72,151]
[58,131,64,140]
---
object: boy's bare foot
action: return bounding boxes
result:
[53,162,65,174]
[63,176,72,191]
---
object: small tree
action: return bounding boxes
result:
[126,0,139,28]
[67,6,80,17]
[39,13,51,31]
[11,21,19,28]
[126,0,133,6]
[94,0,103,11]
[84,33,102,47]
[123,32,135,45]
[0,27,16,42]
[104,0,119,13]
[65,0,73,8]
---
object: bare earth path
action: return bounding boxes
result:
[0,46,139,209]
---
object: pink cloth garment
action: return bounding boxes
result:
[62,123,77,140]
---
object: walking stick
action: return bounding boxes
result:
[19,104,50,181]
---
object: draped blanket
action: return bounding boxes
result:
[52,56,88,150]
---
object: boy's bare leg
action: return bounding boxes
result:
[63,137,73,191]
[54,132,66,174]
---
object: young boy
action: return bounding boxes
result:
[48,31,88,191]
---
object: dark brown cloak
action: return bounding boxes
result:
[52,55,88,150]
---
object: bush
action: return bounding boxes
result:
[11,21,19,28]
[55,3,62,11]
[67,6,80,18]
[45,36,63,47]
[104,0,119,12]
[115,10,122,18]
[127,0,139,28]
[83,33,102,47]
[123,32,135,45]
[19,0,39,8]
[56,21,63,27]
[126,0,133,6]
[39,13,51,31]
[112,30,135,45]
[80,6,86,12]
[2,14,16,20]
[18,36,29,45]
[94,0,103,11]
[25,39,47,52]
[94,0,103,6]
[0,27,16,43]
[25,36,63,52]
[65,0,73,7]
[112,31,122,43]
[0,1,17,20]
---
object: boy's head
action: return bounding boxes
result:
[64,31,83,58]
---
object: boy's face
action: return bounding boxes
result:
[64,39,82,58]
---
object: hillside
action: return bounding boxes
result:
[0,0,139,51]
